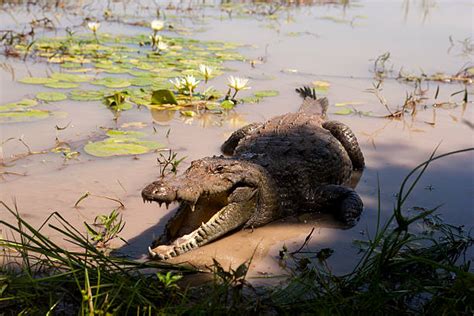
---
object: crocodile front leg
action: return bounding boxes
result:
[221,122,263,155]
[303,184,363,226]
[322,121,365,170]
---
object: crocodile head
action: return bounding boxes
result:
[142,157,279,260]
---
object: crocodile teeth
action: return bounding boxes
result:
[148,246,157,258]
[190,203,196,212]
[197,228,206,238]
[165,202,170,209]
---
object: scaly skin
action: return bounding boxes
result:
[142,87,365,260]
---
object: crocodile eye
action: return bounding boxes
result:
[214,166,224,173]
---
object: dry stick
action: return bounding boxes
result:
[0,171,27,177]
[290,227,315,255]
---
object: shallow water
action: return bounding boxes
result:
[1,0,473,282]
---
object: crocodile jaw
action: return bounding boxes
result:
[142,157,280,260]
[143,185,257,260]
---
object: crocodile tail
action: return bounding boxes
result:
[296,86,317,100]
[295,86,328,117]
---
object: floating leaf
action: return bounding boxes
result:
[220,100,235,109]
[92,77,131,88]
[241,96,262,104]
[335,101,364,107]
[84,137,163,157]
[0,99,38,112]
[312,80,331,94]
[180,110,196,117]
[19,77,58,85]
[130,77,155,87]
[106,129,146,138]
[70,90,104,101]
[44,82,79,89]
[254,90,279,98]
[334,107,353,115]
[151,89,178,105]
[50,72,93,83]
[36,92,68,102]
[0,109,49,123]
[312,80,330,89]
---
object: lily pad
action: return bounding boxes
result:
[50,72,93,83]
[92,77,132,88]
[334,107,353,115]
[19,77,59,85]
[254,90,279,98]
[84,137,163,157]
[220,100,235,109]
[106,129,146,138]
[312,80,331,94]
[36,92,68,102]
[151,89,178,105]
[335,101,364,107]
[130,77,155,87]
[0,99,38,112]
[180,110,197,117]
[70,90,104,101]
[241,96,262,104]
[0,109,50,123]
[44,82,80,89]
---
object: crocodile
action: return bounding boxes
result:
[142,87,365,260]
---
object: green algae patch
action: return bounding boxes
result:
[36,92,68,102]
[254,90,279,98]
[84,129,163,157]
[0,109,50,123]
[19,77,59,85]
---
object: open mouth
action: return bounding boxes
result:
[142,182,256,260]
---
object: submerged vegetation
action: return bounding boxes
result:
[1,150,473,314]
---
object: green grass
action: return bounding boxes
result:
[1,148,473,315]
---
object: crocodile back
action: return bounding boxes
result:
[234,112,352,214]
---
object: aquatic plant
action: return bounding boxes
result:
[199,64,213,84]
[87,21,101,43]
[227,76,250,99]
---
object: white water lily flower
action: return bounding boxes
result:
[157,41,168,51]
[151,19,165,32]
[170,78,185,91]
[182,75,200,91]
[199,64,213,78]
[87,22,100,33]
[227,76,250,91]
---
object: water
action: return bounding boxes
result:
[1,0,473,282]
